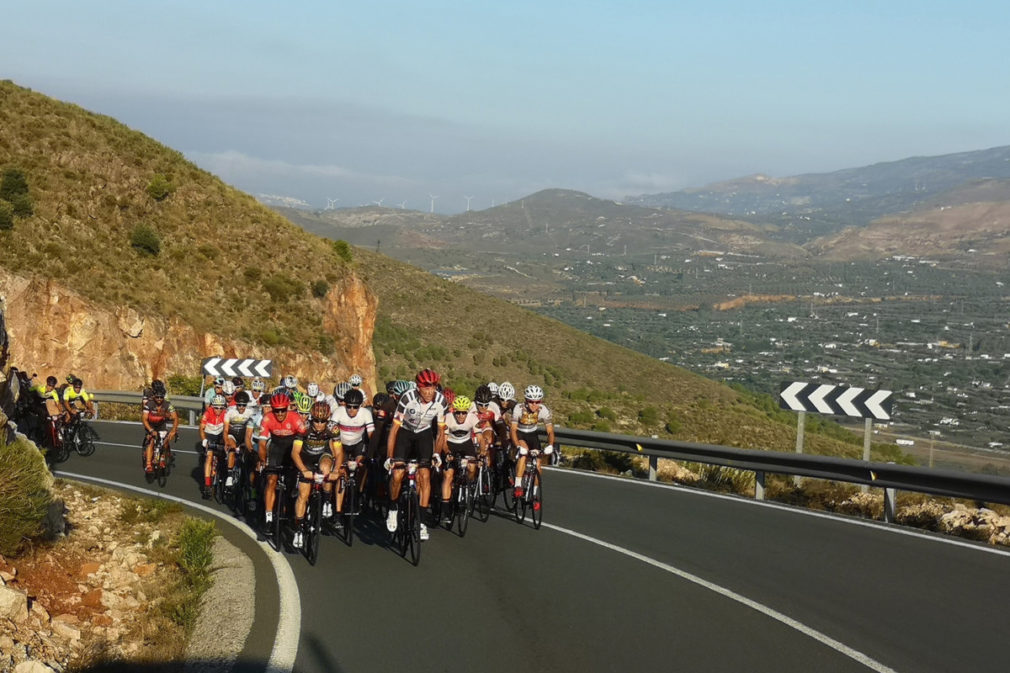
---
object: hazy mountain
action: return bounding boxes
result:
[626,146,1010,239]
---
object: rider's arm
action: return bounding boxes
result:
[168,410,179,438]
[292,440,309,476]
[509,419,520,447]
[546,422,555,447]
[330,438,344,470]
[386,421,400,461]
[142,410,153,434]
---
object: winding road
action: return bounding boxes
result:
[56,420,1010,673]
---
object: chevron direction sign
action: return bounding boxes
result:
[779,381,894,421]
[202,357,272,379]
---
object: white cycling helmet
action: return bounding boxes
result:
[283,374,298,389]
[251,377,266,392]
[487,382,499,397]
[498,381,516,402]
[524,384,544,401]
[211,394,227,408]
[222,381,236,396]
[349,374,363,387]
[307,382,320,398]
[334,381,352,401]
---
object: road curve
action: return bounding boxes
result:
[57,420,1010,673]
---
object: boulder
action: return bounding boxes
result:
[0,584,29,622]
[14,662,57,673]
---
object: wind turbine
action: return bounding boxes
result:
[398,200,407,209]
[372,198,385,207]
[325,198,339,210]
[429,194,438,213]
[464,196,474,212]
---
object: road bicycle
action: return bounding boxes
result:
[62,409,96,457]
[472,453,493,522]
[441,453,475,537]
[146,431,172,488]
[262,465,294,552]
[390,460,422,566]
[205,439,227,502]
[514,448,543,529]
[335,458,361,546]
[301,470,328,565]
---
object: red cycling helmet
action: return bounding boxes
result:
[269,392,290,411]
[442,387,456,407]
[415,368,441,387]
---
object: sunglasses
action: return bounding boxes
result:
[236,404,247,409]
[476,402,489,408]
[526,400,542,405]
[346,404,361,410]
[453,409,469,415]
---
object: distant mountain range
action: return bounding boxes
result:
[624,145,1010,240]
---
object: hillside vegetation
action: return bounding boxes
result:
[0,80,351,352]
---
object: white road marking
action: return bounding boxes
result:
[96,439,200,455]
[56,471,301,672]
[542,520,899,673]
[546,466,1010,558]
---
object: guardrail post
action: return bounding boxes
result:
[755,471,765,500]
[861,418,872,493]
[883,487,897,523]
[649,455,658,482]
[189,409,195,427]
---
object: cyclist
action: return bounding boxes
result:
[291,402,340,549]
[510,385,555,498]
[295,392,313,424]
[62,377,95,421]
[200,394,229,498]
[332,381,352,410]
[141,379,167,410]
[471,385,501,455]
[30,375,63,448]
[332,388,374,513]
[223,391,257,487]
[221,380,237,406]
[248,377,267,426]
[441,395,480,522]
[258,392,307,527]
[142,389,178,473]
[385,369,446,541]
[204,377,226,407]
[348,373,370,407]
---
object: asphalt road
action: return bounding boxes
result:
[56,420,1010,673]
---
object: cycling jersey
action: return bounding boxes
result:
[201,407,228,436]
[392,389,446,433]
[259,411,306,467]
[224,406,256,438]
[511,403,553,433]
[330,406,375,446]
[470,400,501,433]
[31,384,59,404]
[445,409,480,446]
[144,399,176,428]
[63,387,93,405]
[295,427,335,471]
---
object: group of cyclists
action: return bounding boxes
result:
[13,371,97,460]
[140,367,556,559]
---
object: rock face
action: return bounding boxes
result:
[0,269,378,392]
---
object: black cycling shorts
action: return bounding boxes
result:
[393,427,434,465]
[516,430,541,455]
[299,450,333,474]
[342,440,368,460]
[266,437,295,468]
[445,439,477,458]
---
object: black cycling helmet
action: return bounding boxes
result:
[46,375,58,386]
[372,392,390,408]
[344,389,365,406]
[234,391,250,405]
[151,379,167,395]
[385,380,397,395]
[474,384,493,404]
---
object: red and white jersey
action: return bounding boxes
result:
[201,407,228,436]
[393,389,446,433]
[445,409,480,445]
[259,411,306,443]
[469,400,501,432]
[330,406,375,446]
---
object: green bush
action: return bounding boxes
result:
[0,167,29,202]
[146,174,175,201]
[167,373,203,396]
[243,266,261,283]
[0,436,54,556]
[178,518,216,578]
[0,200,13,231]
[638,406,660,425]
[9,193,33,218]
[262,273,304,302]
[130,223,161,255]
[332,239,353,262]
[311,279,329,298]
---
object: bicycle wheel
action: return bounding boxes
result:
[514,471,529,524]
[306,494,321,565]
[214,457,226,504]
[457,482,471,537]
[531,470,543,530]
[395,497,409,557]
[343,477,356,547]
[272,484,285,551]
[76,425,96,457]
[501,463,517,512]
[476,466,491,521]
[407,491,422,566]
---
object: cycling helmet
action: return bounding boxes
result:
[372,392,390,408]
[442,388,456,407]
[452,395,472,413]
[474,385,493,404]
[72,377,84,387]
[222,381,236,396]
[415,368,440,387]
[349,374,363,387]
[344,389,365,406]
[151,379,167,395]
[310,401,331,422]
[251,377,266,392]
[487,382,499,397]
[333,381,350,401]
[66,374,77,385]
[46,375,58,387]
[213,377,225,386]
[407,381,417,391]
[498,381,515,402]
[385,380,397,394]
[269,392,290,411]
[296,394,312,414]
[390,380,412,396]
[283,374,298,389]
[232,377,245,388]
[234,391,250,405]
[211,394,227,408]
[306,382,320,398]
[524,385,544,401]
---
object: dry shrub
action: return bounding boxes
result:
[0,435,54,556]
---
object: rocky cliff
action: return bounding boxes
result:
[0,269,378,393]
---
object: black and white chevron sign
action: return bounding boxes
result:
[202,357,272,379]
[779,381,893,420]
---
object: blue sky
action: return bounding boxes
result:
[3,1,1008,212]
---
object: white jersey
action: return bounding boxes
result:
[511,403,553,434]
[445,409,480,445]
[469,400,501,434]
[393,389,446,433]
[330,405,375,446]
[224,406,256,437]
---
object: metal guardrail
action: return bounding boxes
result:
[93,390,204,425]
[94,390,1010,516]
